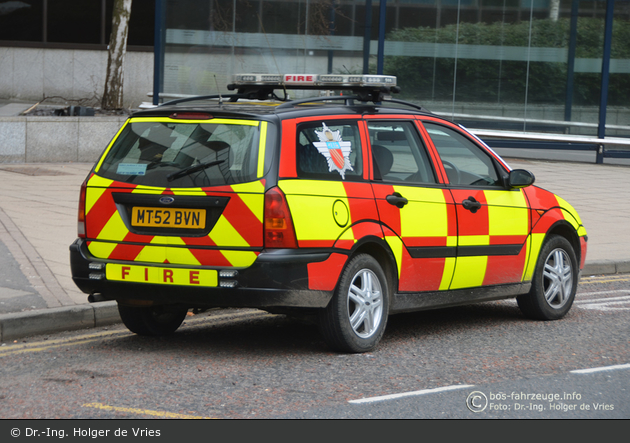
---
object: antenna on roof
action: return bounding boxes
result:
[214,75,223,106]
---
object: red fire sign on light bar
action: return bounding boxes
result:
[284,74,317,85]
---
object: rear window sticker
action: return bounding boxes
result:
[313,123,353,179]
[116,163,148,176]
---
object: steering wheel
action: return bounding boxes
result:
[442,160,461,185]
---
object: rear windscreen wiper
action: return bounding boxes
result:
[166,159,225,182]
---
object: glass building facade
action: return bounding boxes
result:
[160,0,630,138]
[0,1,627,138]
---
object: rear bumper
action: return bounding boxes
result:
[70,239,333,309]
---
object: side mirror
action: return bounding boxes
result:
[508,169,535,189]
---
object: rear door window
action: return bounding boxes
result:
[296,121,363,181]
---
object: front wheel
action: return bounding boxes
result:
[318,254,389,353]
[517,235,578,320]
[118,303,188,336]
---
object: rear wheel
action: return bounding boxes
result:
[517,235,578,320]
[118,303,188,336]
[319,254,389,353]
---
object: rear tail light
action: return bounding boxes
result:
[77,178,87,238]
[264,187,297,248]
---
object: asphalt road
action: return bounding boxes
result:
[0,274,628,420]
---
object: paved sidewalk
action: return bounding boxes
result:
[0,163,121,341]
[0,159,629,342]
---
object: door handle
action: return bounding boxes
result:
[462,196,482,213]
[386,192,408,208]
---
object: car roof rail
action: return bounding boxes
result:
[380,98,431,113]
[160,94,244,106]
[274,95,431,114]
[274,95,364,110]
[159,92,432,115]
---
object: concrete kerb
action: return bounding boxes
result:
[582,260,630,277]
[0,301,120,342]
[0,259,628,343]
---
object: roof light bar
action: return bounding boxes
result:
[318,74,397,87]
[230,73,397,88]
[232,74,284,85]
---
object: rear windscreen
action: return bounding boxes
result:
[97,119,262,187]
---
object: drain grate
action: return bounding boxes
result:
[0,166,72,176]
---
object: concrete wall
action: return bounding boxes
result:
[0,116,127,163]
[0,47,153,108]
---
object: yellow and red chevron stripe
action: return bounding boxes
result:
[84,176,265,268]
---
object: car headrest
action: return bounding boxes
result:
[372,144,393,178]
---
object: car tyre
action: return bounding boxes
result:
[517,234,578,320]
[318,254,389,353]
[118,303,188,336]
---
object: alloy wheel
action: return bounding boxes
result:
[347,268,384,339]
[542,248,574,310]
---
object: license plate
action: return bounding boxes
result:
[131,207,206,229]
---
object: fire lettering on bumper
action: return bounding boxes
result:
[107,264,218,287]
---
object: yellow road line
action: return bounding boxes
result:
[0,339,105,356]
[0,309,273,357]
[582,274,630,280]
[0,331,132,357]
[581,275,630,284]
[83,403,216,419]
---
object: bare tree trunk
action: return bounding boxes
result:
[549,0,560,22]
[102,0,133,110]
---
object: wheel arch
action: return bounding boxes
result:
[545,221,582,267]
[347,236,399,311]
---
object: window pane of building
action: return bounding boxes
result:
[47,0,102,44]
[0,0,44,42]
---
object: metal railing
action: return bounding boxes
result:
[441,112,630,134]
[469,129,630,164]
[435,112,630,164]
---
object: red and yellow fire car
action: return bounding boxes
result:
[70,74,587,352]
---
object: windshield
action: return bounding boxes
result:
[97,119,262,188]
